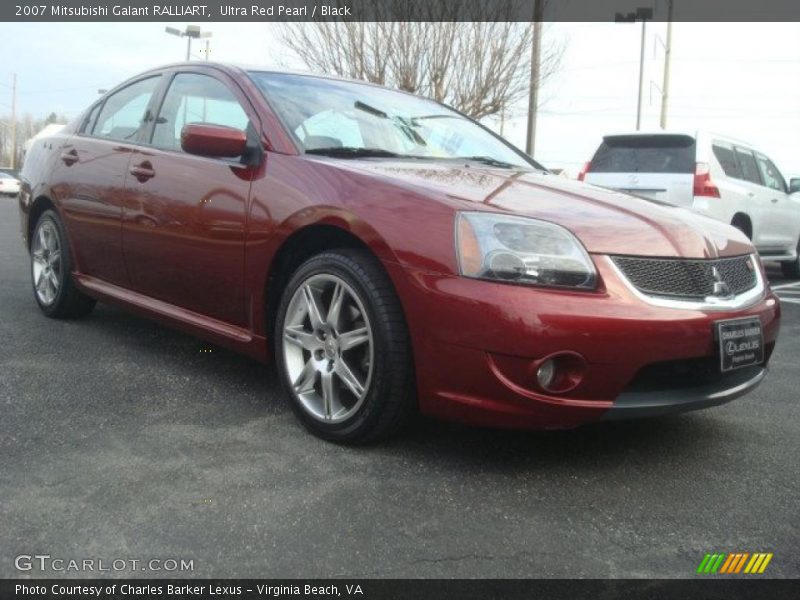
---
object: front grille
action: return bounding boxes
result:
[612,255,757,300]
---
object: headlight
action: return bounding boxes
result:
[456,212,597,289]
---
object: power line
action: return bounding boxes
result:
[560,56,800,74]
[536,111,800,119]
[17,84,108,95]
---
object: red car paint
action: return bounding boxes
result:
[18,63,781,429]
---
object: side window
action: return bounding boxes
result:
[755,154,786,192]
[734,148,761,185]
[81,103,101,134]
[93,76,160,141]
[295,109,364,150]
[152,73,250,154]
[712,144,741,178]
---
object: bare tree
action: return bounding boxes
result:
[0,112,68,167]
[278,2,562,120]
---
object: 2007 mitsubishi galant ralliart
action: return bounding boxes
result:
[19,63,781,443]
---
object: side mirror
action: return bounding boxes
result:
[181,123,247,159]
[789,178,800,195]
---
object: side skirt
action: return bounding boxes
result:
[74,273,269,363]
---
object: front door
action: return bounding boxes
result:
[122,70,256,326]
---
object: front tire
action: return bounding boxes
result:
[274,249,414,443]
[781,238,800,279]
[30,210,96,319]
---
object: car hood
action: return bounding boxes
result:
[330,160,754,259]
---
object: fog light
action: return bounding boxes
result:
[537,359,557,390]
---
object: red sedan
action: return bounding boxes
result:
[18,63,780,442]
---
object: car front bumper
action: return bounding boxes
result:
[385,256,781,429]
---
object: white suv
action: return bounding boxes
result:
[580,131,800,277]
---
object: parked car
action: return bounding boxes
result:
[0,172,21,196]
[579,131,800,278]
[18,64,781,442]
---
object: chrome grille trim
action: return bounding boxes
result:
[611,254,757,299]
[606,254,766,311]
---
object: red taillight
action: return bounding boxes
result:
[577,161,591,181]
[694,162,720,198]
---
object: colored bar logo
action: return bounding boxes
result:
[697,552,773,574]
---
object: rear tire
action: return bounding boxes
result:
[30,210,96,319]
[781,238,800,279]
[274,249,414,443]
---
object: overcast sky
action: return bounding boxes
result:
[2,21,799,177]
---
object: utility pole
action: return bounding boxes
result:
[525,0,543,157]
[635,19,647,130]
[659,0,674,129]
[617,7,653,131]
[10,74,17,169]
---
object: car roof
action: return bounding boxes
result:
[134,61,411,95]
[602,129,697,138]
[601,129,757,149]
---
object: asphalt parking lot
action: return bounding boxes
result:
[1,196,798,579]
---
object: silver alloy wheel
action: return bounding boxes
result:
[282,274,374,423]
[31,220,62,306]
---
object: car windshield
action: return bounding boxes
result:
[249,72,538,170]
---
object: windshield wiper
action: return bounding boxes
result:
[305,147,401,159]
[354,100,388,119]
[457,155,519,169]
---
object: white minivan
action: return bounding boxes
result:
[580,131,800,277]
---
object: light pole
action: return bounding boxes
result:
[165,25,212,61]
[616,7,653,131]
[10,73,16,169]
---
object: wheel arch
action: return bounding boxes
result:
[263,219,398,342]
[731,212,753,240]
[26,195,58,249]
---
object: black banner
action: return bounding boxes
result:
[3,0,800,22]
[2,579,799,600]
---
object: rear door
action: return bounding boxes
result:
[732,146,781,252]
[583,134,695,206]
[754,152,797,252]
[53,75,161,285]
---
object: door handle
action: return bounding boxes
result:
[747,192,755,198]
[771,198,779,203]
[60,149,79,166]
[129,161,155,182]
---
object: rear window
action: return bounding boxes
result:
[590,134,695,174]
[712,144,741,178]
